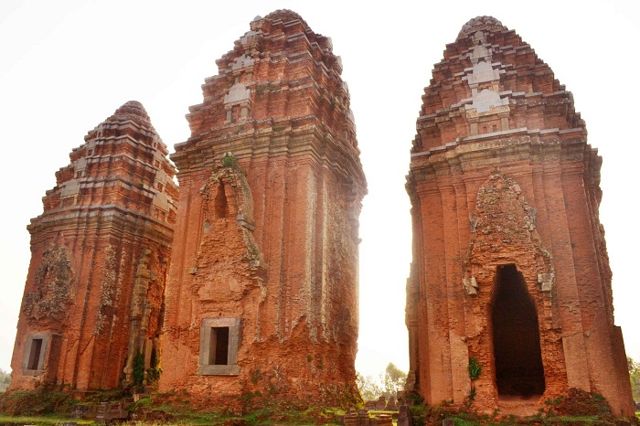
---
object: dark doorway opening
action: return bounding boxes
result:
[491,264,545,397]
[208,327,229,365]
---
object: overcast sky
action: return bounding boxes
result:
[0,0,638,382]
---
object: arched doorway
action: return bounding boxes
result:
[491,264,545,398]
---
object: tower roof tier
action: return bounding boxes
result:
[413,17,585,154]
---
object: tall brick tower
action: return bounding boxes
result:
[10,101,178,391]
[406,17,634,416]
[159,10,366,408]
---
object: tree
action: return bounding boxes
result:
[628,357,640,403]
[0,369,11,392]
[383,362,407,399]
[357,372,383,401]
[357,363,408,402]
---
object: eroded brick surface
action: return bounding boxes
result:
[158,10,366,408]
[406,16,635,417]
[10,101,177,391]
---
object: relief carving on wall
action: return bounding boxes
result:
[462,172,554,295]
[192,156,267,338]
[23,245,74,324]
[197,156,265,277]
[95,245,120,334]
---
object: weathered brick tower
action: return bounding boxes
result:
[10,101,178,391]
[159,10,366,408]
[406,16,634,416]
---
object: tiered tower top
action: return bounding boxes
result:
[413,16,585,154]
[32,101,178,232]
[174,9,364,187]
[457,16,507,39]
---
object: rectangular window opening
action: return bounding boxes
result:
[27,338,43,370]
[209,327,229,365]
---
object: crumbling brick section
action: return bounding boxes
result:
[10,101,178,391]
[158,10,366,409]
[405,16,635,417]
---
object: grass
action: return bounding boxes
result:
[544,416,602,424]
[440,414,609,425]
[0,414,93,424]
[0,410,630,426]
[129,398,346,425]
[137,403,226,424]
[367,409,396,415]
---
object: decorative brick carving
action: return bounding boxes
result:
[23,245,74,323]
[10,101,177,391]
[462,172,555,295]
[159,9,366,409]
[95,245,118,334]
[407,16,635,417]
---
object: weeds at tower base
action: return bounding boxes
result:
[406,389,639,425]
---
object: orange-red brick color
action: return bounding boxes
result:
[10,101,178,392]
[158,10,366,409]
[406,16,635,417]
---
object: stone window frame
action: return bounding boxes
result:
[22,332,51,375]
[198,317,240,376]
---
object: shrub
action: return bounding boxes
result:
[132,351,145,390]
[0,388,74,415]
[468,357,481,381]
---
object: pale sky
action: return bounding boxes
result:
[0,0,638,382]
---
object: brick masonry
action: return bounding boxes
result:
[157,10,366,409]
[406,16,635,417]
[10,101,178,391]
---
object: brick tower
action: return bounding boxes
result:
[10,101,178,391]
[406,17,634,416]
[158,10,366,408]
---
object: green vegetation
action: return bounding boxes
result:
[356,372,382,401]
[0,415,93,425]
[222,152,237,168]
[407,409,610,425]
[438,414,604,425]
[132,351,145,390]
[356,362,406,401]
[0,388,74,416]
[0,384,634,425]
[145,348,162,385]
[407,392,426,425]
[0,371,10,393]
[0,402,345,425]
[402,387,637,426]
[0,412,622,425]
[466,357,481,405]
[543,388,614,420]
[150,405,339,424]
[126,392,346,425]
[383,362,406,398]
[629,356,640,403]
[468,357,482,381]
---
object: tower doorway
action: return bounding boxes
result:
[491,264,545,398]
